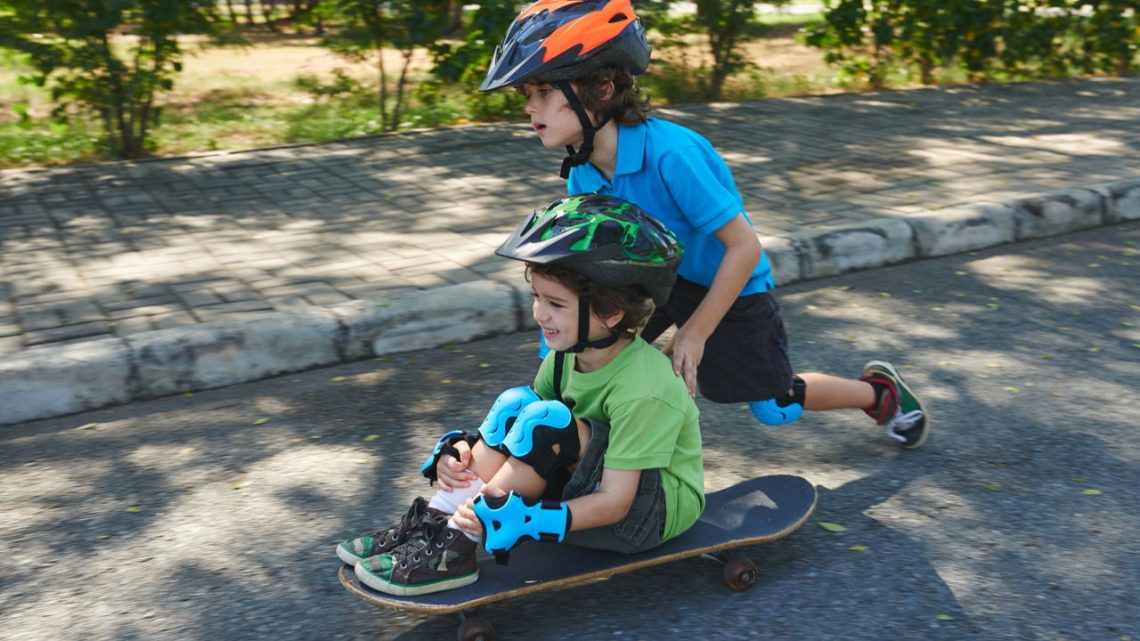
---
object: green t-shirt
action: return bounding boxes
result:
[534,338,705,541]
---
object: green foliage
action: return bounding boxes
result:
[0,115,103,167]
[295,68,363,99]
[805,0,1140,88]
[427,0,520,118]
[0,0,223,158]
[695,0,765,99]
[640,0,768,100]
[320,0,452,132]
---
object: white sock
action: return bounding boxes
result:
[428,477,484,514]
[426,476,486,543]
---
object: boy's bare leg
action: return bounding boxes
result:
[799,372,876,411]
[481,419,593,498]
[452,420,592,540]
[467,440,509,483]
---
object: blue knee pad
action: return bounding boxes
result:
[479,386,541,450]
[750,398,803,426]
[472,491,571,555]
[750,376,807,426]
[502,400,578,478]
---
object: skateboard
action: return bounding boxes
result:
[339,474,817,641]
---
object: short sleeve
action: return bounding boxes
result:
[532,353,556,401]
[601,396,686,470]
[659,146,743,235]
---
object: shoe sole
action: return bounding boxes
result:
[337,543,366,566]
[355,561,479,596]
[863,360,930,449]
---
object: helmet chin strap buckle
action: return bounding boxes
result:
[560,149,579,180]
[556,82,611,179]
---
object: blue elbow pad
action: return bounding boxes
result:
[420,430,477,484]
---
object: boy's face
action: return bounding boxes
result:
[530,272,615,351]
[521,82,587,150]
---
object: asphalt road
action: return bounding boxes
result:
[3,223,1137,641]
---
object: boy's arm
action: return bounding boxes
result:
[451,468,641,543]
[564,468,641,530]
[670,213,762,396]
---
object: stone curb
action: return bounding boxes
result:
[2,178,1138,426]
[0,281,533,425]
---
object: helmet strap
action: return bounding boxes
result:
[556,81,612,179]
[565,294,621,354]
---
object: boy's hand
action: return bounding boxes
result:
[670,326,705,398]
[452,497,482,539]
[453,483,500,540]
[435,441,477,491]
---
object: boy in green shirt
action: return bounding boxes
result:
[336,194,704,596]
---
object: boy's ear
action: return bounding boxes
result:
[601,308,625,330]
[601,79,615,102]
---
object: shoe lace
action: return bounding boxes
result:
[371,498,428,553]
[394,514,454,569]
[884,410,925,443]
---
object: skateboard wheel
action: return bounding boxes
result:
[723,556,758,591]
[457,616,495,641]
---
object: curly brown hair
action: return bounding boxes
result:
[572,66,650,125]
[525,262,655,341]
[519,66,650,126]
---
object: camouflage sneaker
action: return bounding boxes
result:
[355,515,479,596]
[860,360,929,449]
[336,497,447,566]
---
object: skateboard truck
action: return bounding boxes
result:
[457,608,494,641]
[702,551,760,591]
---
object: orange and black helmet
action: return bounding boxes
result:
[479,0,651,92]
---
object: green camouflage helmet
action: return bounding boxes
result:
[496,194,682,306]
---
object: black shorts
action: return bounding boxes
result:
[642,277,794,404]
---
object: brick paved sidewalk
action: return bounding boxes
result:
[2,76,1139,358]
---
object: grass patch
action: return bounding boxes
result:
[3,16,1125,168]
[0,119,106,168]
[1,25,846,166]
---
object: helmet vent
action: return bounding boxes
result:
[523,24,557,44]
[609,13,628,23]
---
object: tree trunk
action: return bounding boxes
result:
[136,47,162,158]
[920,57,933,84]
[99,34,133,157]
[389,48,414,132]
[261,1,280,32]
[446,0,464,34]
[707,29,733,100]
[378,49,389,129]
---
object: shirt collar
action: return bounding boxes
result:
[572,122,647,192]
[615,121,646,176]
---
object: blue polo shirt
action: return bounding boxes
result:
[568,118,774,295]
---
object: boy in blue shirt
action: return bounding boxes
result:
[479,0,928,447]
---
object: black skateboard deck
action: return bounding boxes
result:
[339,475,816,638]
